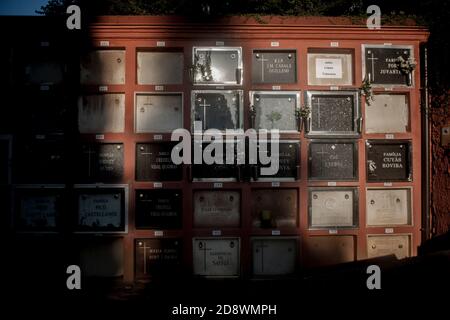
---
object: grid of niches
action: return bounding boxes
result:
[13,36,420,281]
[119,39,418,279]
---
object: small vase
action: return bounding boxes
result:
[407,72,413,86]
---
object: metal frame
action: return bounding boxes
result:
[308,187,359,230]
[361,44,415,88]
[365,139,413,182]
[73,184,129,234]
[305,90,361,137]
[192,46,243,85]
[308,139,359,181]
[134,91,184,133]
[249,90,301,133]
[191,89,244,133]
[365,92,411,134]
[365,186,413,227]
[251,48,298,84]
[254,140,300,182]
[250,236,299,277]
[12,184,65,234]
[192,237,241,278]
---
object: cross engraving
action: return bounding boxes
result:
[255,241,268,272]
[83,145,96,178]
[367,52,378,82]
[198,242,212,272]
[256,54,269,82]
[199,98,211,130]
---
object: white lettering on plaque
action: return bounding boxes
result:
[316,58,343,79]
[78,193,121,228]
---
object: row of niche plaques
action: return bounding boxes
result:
[68,140,411,183]
[12,185,128,233]
[78,45,415,87]
[135,237,298,278]
[135,233,412,278]
[12,186,413,233]
[77,91,410,135]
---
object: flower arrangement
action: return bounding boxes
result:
[360,77,374,106]
[192,51,213,82]
[396,56,417,74]
[296,104,310,120]
[266,111,282,128]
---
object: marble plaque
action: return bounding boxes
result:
[252,238,297,276]
[251,189,298,228]
[193,238,240,277]
[367,188,412,226]
[193,191,240,228]
[365,94,409,133]
[135,93,183,133]
[80,49,125,85]
[78,94,125,133]
[309,188,357,228]
[367,235,411,259]
[304,235,355,267]
[137,51,183,84]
